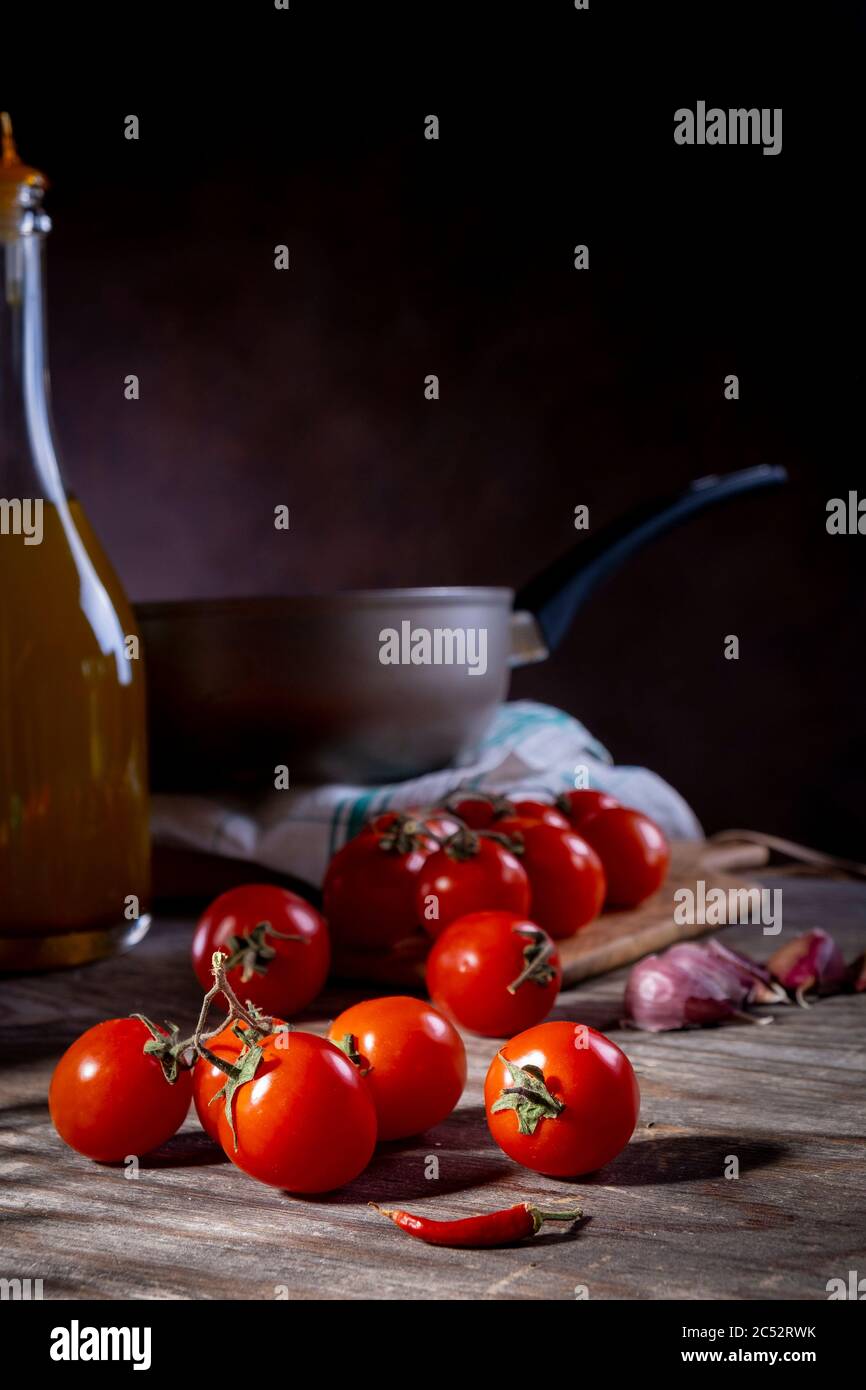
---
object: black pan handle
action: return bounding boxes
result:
[514,464,788,654]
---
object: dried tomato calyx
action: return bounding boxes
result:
[441,827,481,862]
[227,1009,272,1048]
[131,1014,185,1085]
[209,1040,266,1152]
[333,1033,372,1076]
[491,1055,564,1135]
[376,814,428,856]
[508,926,557,993]
[223,920,305,982]
[441,826,522,861]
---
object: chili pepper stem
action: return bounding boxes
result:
[528,1205,584,1232]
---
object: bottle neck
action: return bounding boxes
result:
[0,219,131,679]
[0,227,66,502]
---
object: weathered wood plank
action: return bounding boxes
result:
[1,877,864,1300]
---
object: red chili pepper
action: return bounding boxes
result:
[369,1200,582,1248]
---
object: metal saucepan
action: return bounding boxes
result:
[136,465,786,790]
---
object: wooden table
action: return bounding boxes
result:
[2,876,865,1301]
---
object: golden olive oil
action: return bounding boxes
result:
[0,499,150,943]
[0,116,151,968]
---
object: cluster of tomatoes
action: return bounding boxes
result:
[326,788,670,944]
[49,1001,639,1195]
[49,787,661,1198]
[325,788,669,1034]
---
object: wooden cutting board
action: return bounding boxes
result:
[331,838,769,987]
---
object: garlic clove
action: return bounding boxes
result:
[706,939,788,1004]
[766,929,847,1005]
[624,942,752,1033]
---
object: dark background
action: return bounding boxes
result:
[8,13,863,854]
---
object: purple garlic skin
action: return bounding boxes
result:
[624,942,752,1032]
[767,928,847,999]
[624,929,862,1031]
[706,939,787,1004]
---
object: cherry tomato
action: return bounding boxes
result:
[49,1018,192,1163]
[216,1030,377,1192]
[447,800,494,828]
[484,1020,639,1176]
[191,884,330,1018]
[556,789,620,827]
[492,821,605,938]
[578,807,670,908]
[328,996,466,1140]
[193,1016,287,1142]
[426,911,561,1036]
[500,799,570,830]
[416,835,530,940]
[362,809,460,850]
[324,826,428,950]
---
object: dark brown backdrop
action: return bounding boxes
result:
[11,52,863,854]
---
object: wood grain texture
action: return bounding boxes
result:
[1,876,865,1301]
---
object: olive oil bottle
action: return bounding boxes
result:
[0,115,150,968]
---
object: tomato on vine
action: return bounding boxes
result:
[362,809,460,849]
[491,820,606,938]
[193,1014,287,1142]
[324,816,429,950]
[213,1029,378,1192]
[442,794,505,830]
[578,807,670,908]
[501,799,570,830]
[416,827,530,939]
[191,884,330,1018]
[556,788,620,827]
[426,911,561,1036]
[444,792,569,832]
[49,1017,193,1163]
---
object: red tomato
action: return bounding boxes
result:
[416,836,530,940]
[484,1020,639,1176]
[447,796,497,830]
[328,996,466,1140]
[578,807,670,908]
[324,829,428,950]
[426,911,561,1036]
[193,1016,288,1141]
[492,821,605,939]
[362,810,460,850]
[500,799,570,830]
[556,789,620,827]
[216,1030,377,1192]
[49,1018,192,1163]
[192,884,330,1018]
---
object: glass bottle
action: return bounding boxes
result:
[0,115,150,969]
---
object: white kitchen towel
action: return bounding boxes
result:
[150,700,702,888]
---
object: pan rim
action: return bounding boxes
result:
[134,586,516,618]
